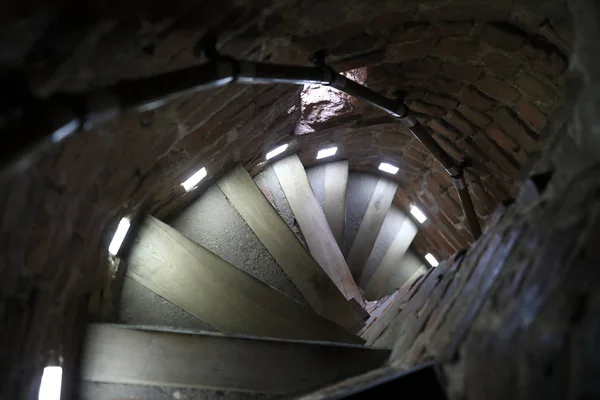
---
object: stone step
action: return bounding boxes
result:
[271,154,364,307]
[125,216,362,343]
[218,165,364,332]
[80,324,390,396]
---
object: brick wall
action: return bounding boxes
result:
[0,0,570,396]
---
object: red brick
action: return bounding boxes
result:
[489,108,541,153]
[436,207,472,248]
[409,100,445,117]
[485,126,518,153]
[423,75,463,96]
[513,148,528,165]
[401,58,442,75]
[331,34,380,58]
[456,137,486,163]
[441,61,484,83]
[444,110,475,136]
[518,43,548,61]
[389,22,429,44]
[367,10,417,34]
[427,118,460,140]
[385,38,438,62]
[479,23,526,52]
[430,189,462,226]
[470,180,498,215]
[516,100,548,131]
[435,136,466,160]
[427,21,473,38]
[404,144,429,162]
[514,71,560,104]
[423,93,460,109]
[480,52,521,77]
[482,175,511,202]
[532,52,567,78]
[434,38,480,59]
[476,75,522,103]
[428,169,452,189]
[293,23,365,52]
[472,133,520,179]
[457,86,495,111]
[425,224,458,255]
[457,104,492,128]
[417,3,512,21]
[332,49,385,71]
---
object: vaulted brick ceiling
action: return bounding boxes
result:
[1,0,571,301]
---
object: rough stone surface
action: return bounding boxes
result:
[79,382,281,400]
[254,165,308,248]
[305,164,327,211]
[118,277,216,331]
[360,206,407,288]
[344,173,379,257]
[168,185,307,305]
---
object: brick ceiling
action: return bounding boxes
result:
[1,0,571,302]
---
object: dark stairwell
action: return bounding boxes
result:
[2,0,600,399]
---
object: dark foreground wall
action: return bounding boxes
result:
[336,1,600,398]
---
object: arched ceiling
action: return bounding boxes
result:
[0,0,571,302]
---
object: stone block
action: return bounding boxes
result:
[457,86,495,111]
[476,75,522,103]
[479,23,526,52]
[532,52,568,78]
[516,100,548,131]
[489,108,541,153]
[417,3,511,21]
[480,52,521,77]
[441,61,484,83]
[434,39,480,59]
[385,38,437,62]
[427,118,461,140]
[457,104,492,128]
[389,22,429,44]
[423,75,464,96]
[514,71,559,105]
[401,58,442,75]
[423,93,460,109]
[367,9,417,34]
[485,126,518,153]
[445,110,475,136]
[409,100,445,117]
[427,21,473,38]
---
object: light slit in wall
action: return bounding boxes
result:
[410,205,427,223]
[266,144,289,160]
[108,217,131,256]
[378,162,399,175]
[38,366,62,400]
[181,167,207,192]
[425,253,439,267]
[316,146,338,159]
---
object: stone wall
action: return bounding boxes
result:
[351,1,600,398]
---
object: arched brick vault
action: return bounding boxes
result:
[0,0,571,389]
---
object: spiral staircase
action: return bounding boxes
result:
[79,154,431,399]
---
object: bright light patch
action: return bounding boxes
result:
[425,253,439,267]
[410,205,427,223]
[378,162,399,175]
[181,167,207,192]
[38,366,62,400]
[266,144,289,160]
[316,146,338,160]
[108,217,131,256]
